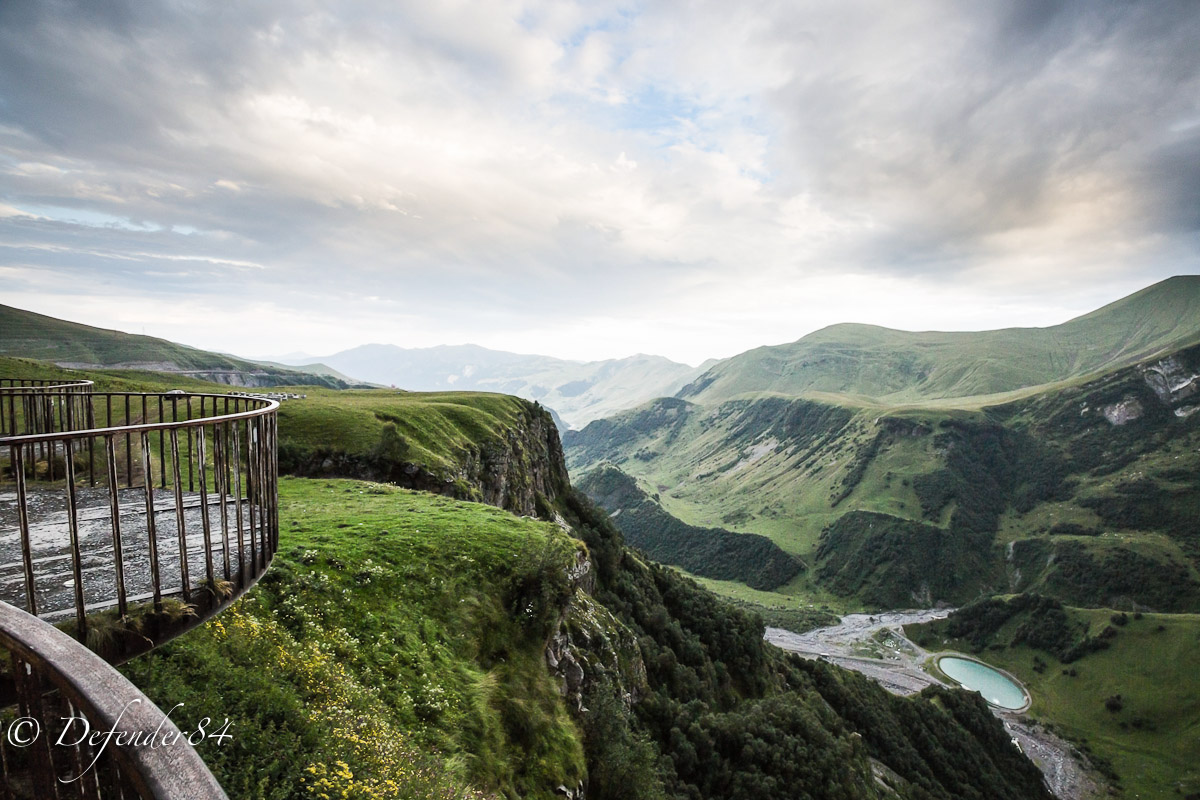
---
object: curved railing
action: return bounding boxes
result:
[0,378,94,391]
[0,599,229,799]
[0,380,278,797]
[0,379,95,449]
[0,387,279,643]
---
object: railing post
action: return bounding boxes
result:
[141,431,163,613]
[105,434,129,618]
[13,445,36,616]
[64,444,88,638]
[170,428,190,602]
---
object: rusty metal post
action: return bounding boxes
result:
[231,423,247,586]
[125,395,133,488]
[64,445,88,638]
[13,445,36,615]
[213,424,231,582]
[185,395,194,492]
[170,429,190,602]
[105,434,129,619]
[11,651,60,800]
[141,432,163,612]
[196,427,215,586]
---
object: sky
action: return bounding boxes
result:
[1,0,1198,366]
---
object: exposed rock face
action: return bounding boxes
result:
[1102,398,1144,425]
[546,588,647,714]
[457,409,571,515]
[1142,355,1200,405]
[282,401,572,517]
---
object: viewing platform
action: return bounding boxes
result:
[0,378,279,798]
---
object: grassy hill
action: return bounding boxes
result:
[576,464,804,591]
[567,339,1200,612]
[123,477,591,799]
[906,596,1200,798]
[272,387,569,516]
[678,275,1200,406]
[113,476,1056,800]
[0,303,354,388]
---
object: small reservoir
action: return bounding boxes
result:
[938,656,1028,710]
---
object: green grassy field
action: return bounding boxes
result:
[123,477,587,800]
[908,606,1200,798]
[274,386,534,472]
[684,573,849,630]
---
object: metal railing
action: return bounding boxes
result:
[0,386,279,641]
[1,599,229,799]
[0,380,279,797]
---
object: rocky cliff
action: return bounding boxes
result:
[279,399,571,517]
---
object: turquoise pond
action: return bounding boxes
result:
[938,657,1027,710]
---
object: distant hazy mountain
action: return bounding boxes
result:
[300,343,714,428]
[0,304,357,389]
[678,275,1200,406]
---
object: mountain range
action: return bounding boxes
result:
[288,343,713,429]
[677,275,1200,407]
[565,275,1200,612]
[0,304,713,429]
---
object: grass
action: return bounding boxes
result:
[908,607,1200,798]
[275,387,532,473]
[686,571,860,620]
[122,477,587,800]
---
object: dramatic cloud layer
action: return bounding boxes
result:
[2,0,1198,363]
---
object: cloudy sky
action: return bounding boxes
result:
[2,0,1198,365]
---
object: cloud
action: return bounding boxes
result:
[0,0,1197,363]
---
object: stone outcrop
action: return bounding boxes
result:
[281,401,572,517]
[1141,355,1200,406]
[1102,398,1144,426]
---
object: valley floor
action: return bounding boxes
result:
[766,611,1101,800]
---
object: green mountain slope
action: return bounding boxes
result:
[678,275,1200,406]
[0,303,353,388]
[576,464,804,591]
[566,341,1200,611]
